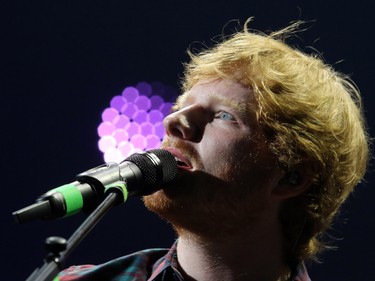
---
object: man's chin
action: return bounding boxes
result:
[142,177,186,209]
[142,189,182,226]
[143,169,229,213]
[142,171,198,226]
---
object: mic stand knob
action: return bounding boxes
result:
[45,236,67,263]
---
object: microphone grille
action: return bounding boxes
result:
[151,149,178,183]
[125,149,177,195]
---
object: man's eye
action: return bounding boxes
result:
[215,111,236,121]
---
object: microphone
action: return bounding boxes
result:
[12,149,178,224]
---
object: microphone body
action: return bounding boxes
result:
[12,149,177,224]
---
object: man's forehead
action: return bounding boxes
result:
[174,80,255,112]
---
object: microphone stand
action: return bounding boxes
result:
[26,182,127,281]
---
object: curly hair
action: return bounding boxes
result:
[181,20,370,263]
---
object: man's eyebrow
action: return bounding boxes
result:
[212,94,249,116]
[172,92,253,119]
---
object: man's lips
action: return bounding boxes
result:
[162,147,193,170]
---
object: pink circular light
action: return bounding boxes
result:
[104,148,123,163]
[141,122,154,135]
[146,135,161,149]
[102,108,119,122]
[98,122,116,137]
[98,136,116,152]
[118,141,136,157]
[130,134,147,150]
[98,81,178,162]
[113,115,130,128]
[112,129,129,145]
[153,122,166,139]
[125,122,141,138]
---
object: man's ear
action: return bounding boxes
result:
[272,161,317,199]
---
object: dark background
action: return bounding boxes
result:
[2,1,374,280]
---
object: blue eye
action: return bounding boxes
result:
[216,111,236,121]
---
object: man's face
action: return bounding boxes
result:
[144,79,283,238]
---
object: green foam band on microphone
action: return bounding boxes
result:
[105,181,128,203]
[52,183,83,216]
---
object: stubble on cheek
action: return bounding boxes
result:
[143,133,279,237]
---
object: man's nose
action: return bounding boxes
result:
[163,105,210,142]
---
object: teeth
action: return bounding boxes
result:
[174,156,187,166]
[174,156,185,163]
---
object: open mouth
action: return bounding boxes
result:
[175,157,191,169]
[163,147,193,170]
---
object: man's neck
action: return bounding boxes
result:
[175,215,289,281]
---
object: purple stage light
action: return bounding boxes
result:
[135,96,151,111]
[131,134,147,150]
[98,81,178,162]
[101,108,119,122]
[137,81,152,96]
[122,87,139,102]
[112,129,129,144]
[141,122,154,135]
[146,135,161,149]
[148,109,164,123]
[98,122,116,137]
[113,115,130,129]
[154,122,166,139]
[133,110,148,123]
[121,102,138,119]
[98,136,116,152]
[160,102,173,116]
[110,96,126,111]
[150,95,164,110]
[126,122,141,138]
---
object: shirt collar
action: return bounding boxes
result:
[148,240,311,281]
[148,241,182,281]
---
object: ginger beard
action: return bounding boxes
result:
[143,136,281,240]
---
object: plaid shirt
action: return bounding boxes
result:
[57,241,311,281]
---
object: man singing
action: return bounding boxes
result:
[59,21,370,281]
